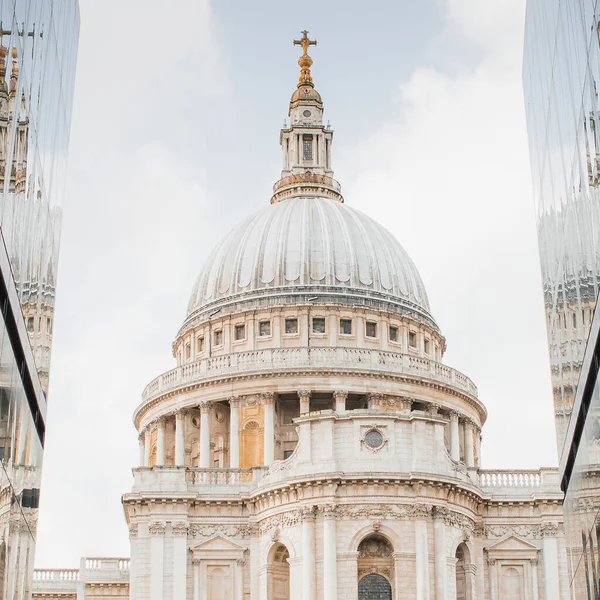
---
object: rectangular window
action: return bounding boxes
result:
[214,330,223,346]
[285,318,298,334]
[283,449,294,460]
[389,326,399,342]
[572,312,577,328]
[303,135,313,160]
[47,317,52,334]
[259,320,271,337]
[340,318,352,335]
[409,332,417,348]
[185,343,191,360]
[424,339,431,355]
[197,336,205,352]
[234,324,246,341]
[366,321,377,338]
[26,317,34,333]
[312,317,326,334]
[213,459,219,468]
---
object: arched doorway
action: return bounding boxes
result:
[358,573,392,600]
[267,543,290,600]
[357,535,394,600]
[241,420,263,467]
[455,543,474,600]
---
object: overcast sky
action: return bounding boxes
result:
[34,0,556,567]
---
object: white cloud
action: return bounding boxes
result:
[338,0,556,468]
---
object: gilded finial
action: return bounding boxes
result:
[293,30,317,86]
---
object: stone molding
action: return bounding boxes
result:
[128,524,138,538]
[301,506,316,522]
[174,408,187,419]
[321,504,338,519]
[228,396,241,408]
[475,523,561,540]
[540,522,560,537]
[258,510,302,534]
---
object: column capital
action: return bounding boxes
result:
[157,416,167,426]
[235,558,245,567]
[429,403,441,415]
[449,410,460,421]
[174,408,187,419]
[228,395,241,408]
[464,418,476,430]
[199,401,210,414]
[321,504,338,519]
[298,389,311,399]
[138,432,145,443]
[149,521,167,535]
[540,522,560,537]
[368,392,383,405]
[301,506,316,522]
[332,390,348,400]
[129,523,138,538]
[261,392,275,405]
[172,522,189,536]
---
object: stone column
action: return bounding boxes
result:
[531,558,539,600]
[192,559,200,600]
[263,392,275,466]
[298,389,311,414]
[199,402,211,468]
[449,411,460,461]
[368,392,383,409]
[129,524,138,600]
[333,390,347,413]
[322,506,338,600]
[229,396,240,468]
[156,418,166,466]
[172,522,188,600]
[542,524,560,600]
[465,419,475,468]
[488,558,498,600]
[149,522,165,600]
[138,433,145,467]
[235,559,245,600]
[433,509,447,600]
[302,507,316,600]
[175,409,186,466]
[415,506,431,600]
[144,428,151,467]
[465,564,477,600]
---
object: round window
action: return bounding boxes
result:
[364,429,384,449]
[303,109,311,117]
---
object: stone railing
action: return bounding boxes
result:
[272,173,341,193]
[477,468,561,496]
[186,468,257,485]
[33,569,79,581]
[84,557,130,571]
[141,347,478,403]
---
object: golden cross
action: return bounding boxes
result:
[293,30,317,56]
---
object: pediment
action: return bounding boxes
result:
[193,535,245,551]
[485,535,539,561]
[487,535,539,552]
[191,535,246,560]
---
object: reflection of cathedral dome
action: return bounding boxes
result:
[186,196,433,322]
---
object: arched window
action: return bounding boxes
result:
[357,535,394,600]
[455,543,474,600]
[267,543,290,600]
[358,573,392,600]
[241,420,263,468]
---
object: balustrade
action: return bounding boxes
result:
[141,347,478,403]
[33,569,80,581]
[478,470,542,488]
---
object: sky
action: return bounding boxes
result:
[34,0,556,567]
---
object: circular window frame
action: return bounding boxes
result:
[303,109,311,117]
[363,427,385,452]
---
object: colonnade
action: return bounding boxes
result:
[137,391,481,470]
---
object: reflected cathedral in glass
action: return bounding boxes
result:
[0,0,79,597]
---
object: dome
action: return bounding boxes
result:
[290,84,322,107]
[186,196,433,322]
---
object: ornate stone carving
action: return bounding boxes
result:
[297,389,311,399]
[368,393,383,406]
[199,401,210,414]
[321,504,338,519]
[261,392,275,405]
[244,395,259,407]
[172,522,189,536]
[190,524,257,539]
[358,536,394,558]
[432,507,474,530]
[476,524,554,540]
[429,403,441,415]
[333,390,348,401]
[379,396,402,408]
[301,506,316,522]
[228,396,241,408]
[149,522,166,535]
[411,504,433,520]
[258,510,302,534]
[236,558,245,567]
[540,522,560,537]
[128,523,138,538]
[174,408,187,419]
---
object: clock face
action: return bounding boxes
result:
[303,110,311,117]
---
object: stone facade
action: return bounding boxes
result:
[33,33,568,600]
